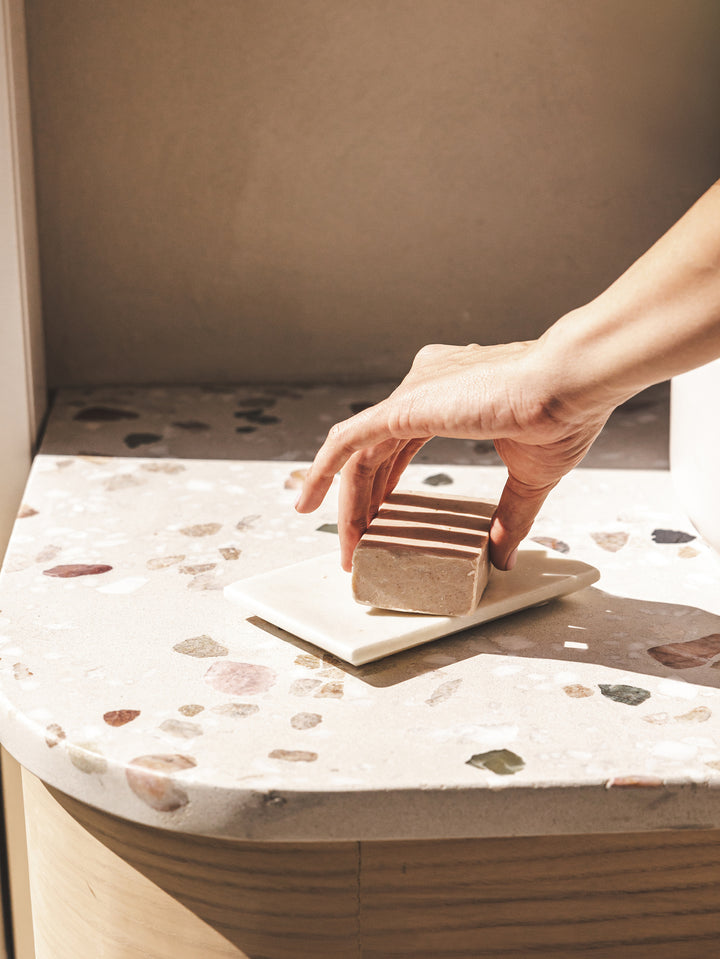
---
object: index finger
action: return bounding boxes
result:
[295,405,394,513]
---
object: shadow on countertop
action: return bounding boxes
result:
[249,584,720,692]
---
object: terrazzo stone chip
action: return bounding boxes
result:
[74,407,138,422]
[678,545,700,558]
[124,432,163,449]
[317,523,338,534]
[652,528,696,544]
[204,661,277,696]
[236,515,261,531]
[43,564,112,578]
[563,684,594,698]
[180,523,222,538]
[426,679,462,706]
[210,703,259,718]
[321,653,345,669]
[146,555,185,569]
[105,474,144,491]
[295,654,321,670]
[13,664,33,680]
[172,420,210,431]
[423,473,453,486]
[642,713,670,725]
[268,749,318,763]
[159,719,203,739]
[219,547,241,560]
[68,744,108,774]
[289,678,322,696]
[244,412,280,425]
[234,409,264,419]
[599,684,651,706]
[35,545,61,563]
[318,664,344,680]
[466,749,525,776]
[291,712,322,730]
[45,723,66,747]
[174,635,228,658]
[103,709,140,727]
[606,775,663,788]
[187,572,223,591]
[647,634,720,669]
[126,754,196,812]
[314,682,344,699]
[178,564,216,575]
[141,462,185,474]
[178,705,204,717]
[17,505,38,518]
[284,469,308,490]
[591,532,629,552]
[675,706,711,723]
[236,397,276,408]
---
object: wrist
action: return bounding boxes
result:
[535,304,641,415]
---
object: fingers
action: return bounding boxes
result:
[489,473,558,571]
[384,438,428,498]
[295,405,393,514]
[337,439,401,571]
[335,438,428,571]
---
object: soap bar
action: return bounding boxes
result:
[351,491,495,616]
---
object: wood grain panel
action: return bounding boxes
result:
[360,833,720,957]
[21,767,720,958]
[23,770,360,959]
[0,749,33,959]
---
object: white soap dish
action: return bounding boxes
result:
[224,541,600,666]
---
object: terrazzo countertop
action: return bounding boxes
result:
[2,383,720,841]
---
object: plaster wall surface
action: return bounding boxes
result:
[25,0,720,386]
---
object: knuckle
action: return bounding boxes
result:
[354,457,376,479]
[341,511,368,534]
[414,343,443,362]
[327,421,347,445]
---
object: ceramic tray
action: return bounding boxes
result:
[225,542,600,665]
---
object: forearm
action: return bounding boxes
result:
[540,178,720,410]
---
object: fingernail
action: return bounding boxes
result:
[505,547,518,571]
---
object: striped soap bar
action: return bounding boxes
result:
[351,491,495,616]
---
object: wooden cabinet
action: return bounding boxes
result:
[16,762,720,958]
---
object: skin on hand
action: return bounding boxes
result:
[295,339,615,572]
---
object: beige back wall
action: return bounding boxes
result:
[25,0,720,387]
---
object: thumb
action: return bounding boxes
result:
[489,474,557,571]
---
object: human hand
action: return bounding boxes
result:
[295,339,614,572]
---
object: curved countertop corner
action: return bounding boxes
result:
[2,383,720,841]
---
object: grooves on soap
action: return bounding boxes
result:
[351,491,495,616]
